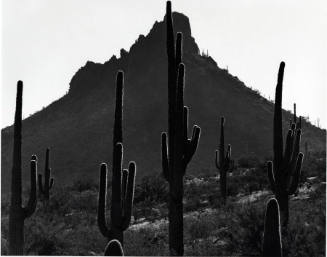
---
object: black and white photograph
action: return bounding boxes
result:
[1,0,326,256]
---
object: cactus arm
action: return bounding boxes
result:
[183,106,189,146]
[49,178,54,189]
[267,161,276,193]
[23,158,37,218]
[293,103,297,124]
[97,163,111,238]
[215,150,220,169]
[175,32,182,69]
[287,153,303,195]
[176,64,185,126]
[161,132,169,180]
[122,162,136,230]
[273,62,285,173]
[282,129,293,168]
[38,174,44,194]
[262,198,282,257]
[228,159,235,172]
[122,169,128,201]
[289,129,301,169]
[183,125,200,167]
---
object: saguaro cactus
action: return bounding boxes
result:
[267,62,304,227]
[161,1,201,255]
[38,148,54,200]
[97,71,136,248]
[9,81,37,255]
[104,239,124,256]
[215,117,234,204]
[263,198,282,257]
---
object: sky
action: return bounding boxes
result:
[1,0,327,129]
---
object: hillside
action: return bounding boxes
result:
[1,12,325,193]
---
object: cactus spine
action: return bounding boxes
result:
[161,2,201,255]
[97,71,136,248]
[9,81,37,255]
[38,148,54,200]
[263,198,283,257]
[104,239,124,256]
[267,62,304,227]
[215,117,234,204]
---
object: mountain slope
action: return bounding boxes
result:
[1,12,325,193]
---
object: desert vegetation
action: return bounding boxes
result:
[1,1,325,256]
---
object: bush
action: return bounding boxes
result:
[134,174,168,203]
[238,156,261,168]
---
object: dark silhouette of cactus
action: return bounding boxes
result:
[267,62,304,228]
[97,71,136,248]
[104,239,124,256]
[215,117,234,204]
[161,2,201,255]
[38,148,54,200]
[9,81,38,255]
[263,198,282,257]
[291,103,301,129]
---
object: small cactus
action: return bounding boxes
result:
[215,117,234,204]
[104,239,124,256]
[9,81,37,255]
[38,148,54,200]
[267,62,304,227]
[97,71,136,250]
[263,198,282,257]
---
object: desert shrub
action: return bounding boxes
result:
[238,156,261,168]
[301,150,326,182]
[227,203,264,256]
[134,174,168,204]
[285,206,325,257]
[70,179,98,192]
[125,226,168,256]
[186,215,215,241]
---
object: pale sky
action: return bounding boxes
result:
[1,0,327,128]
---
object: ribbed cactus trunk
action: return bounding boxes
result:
[263,198,282,257]
[38,148,54,201]
[267,62,304,228]
[9,81,37,255]
[97,71,136,251]
[162,2,201,255]
[215,117,233,204]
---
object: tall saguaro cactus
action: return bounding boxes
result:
[161,2,201,255]
[215,117,234,204]
[97,71,136,248]
[263,198,283,257]
[38,148,54,200]
[9,81,37,255]
[267,62,304,227]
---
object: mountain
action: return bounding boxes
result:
[1,12,325,194]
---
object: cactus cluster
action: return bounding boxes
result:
[215,117,234,204]
[9,81,38,255]
[267,62,304,227]
[38,148,54,200]
[160,1,201,255]
[97,71,136,251]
